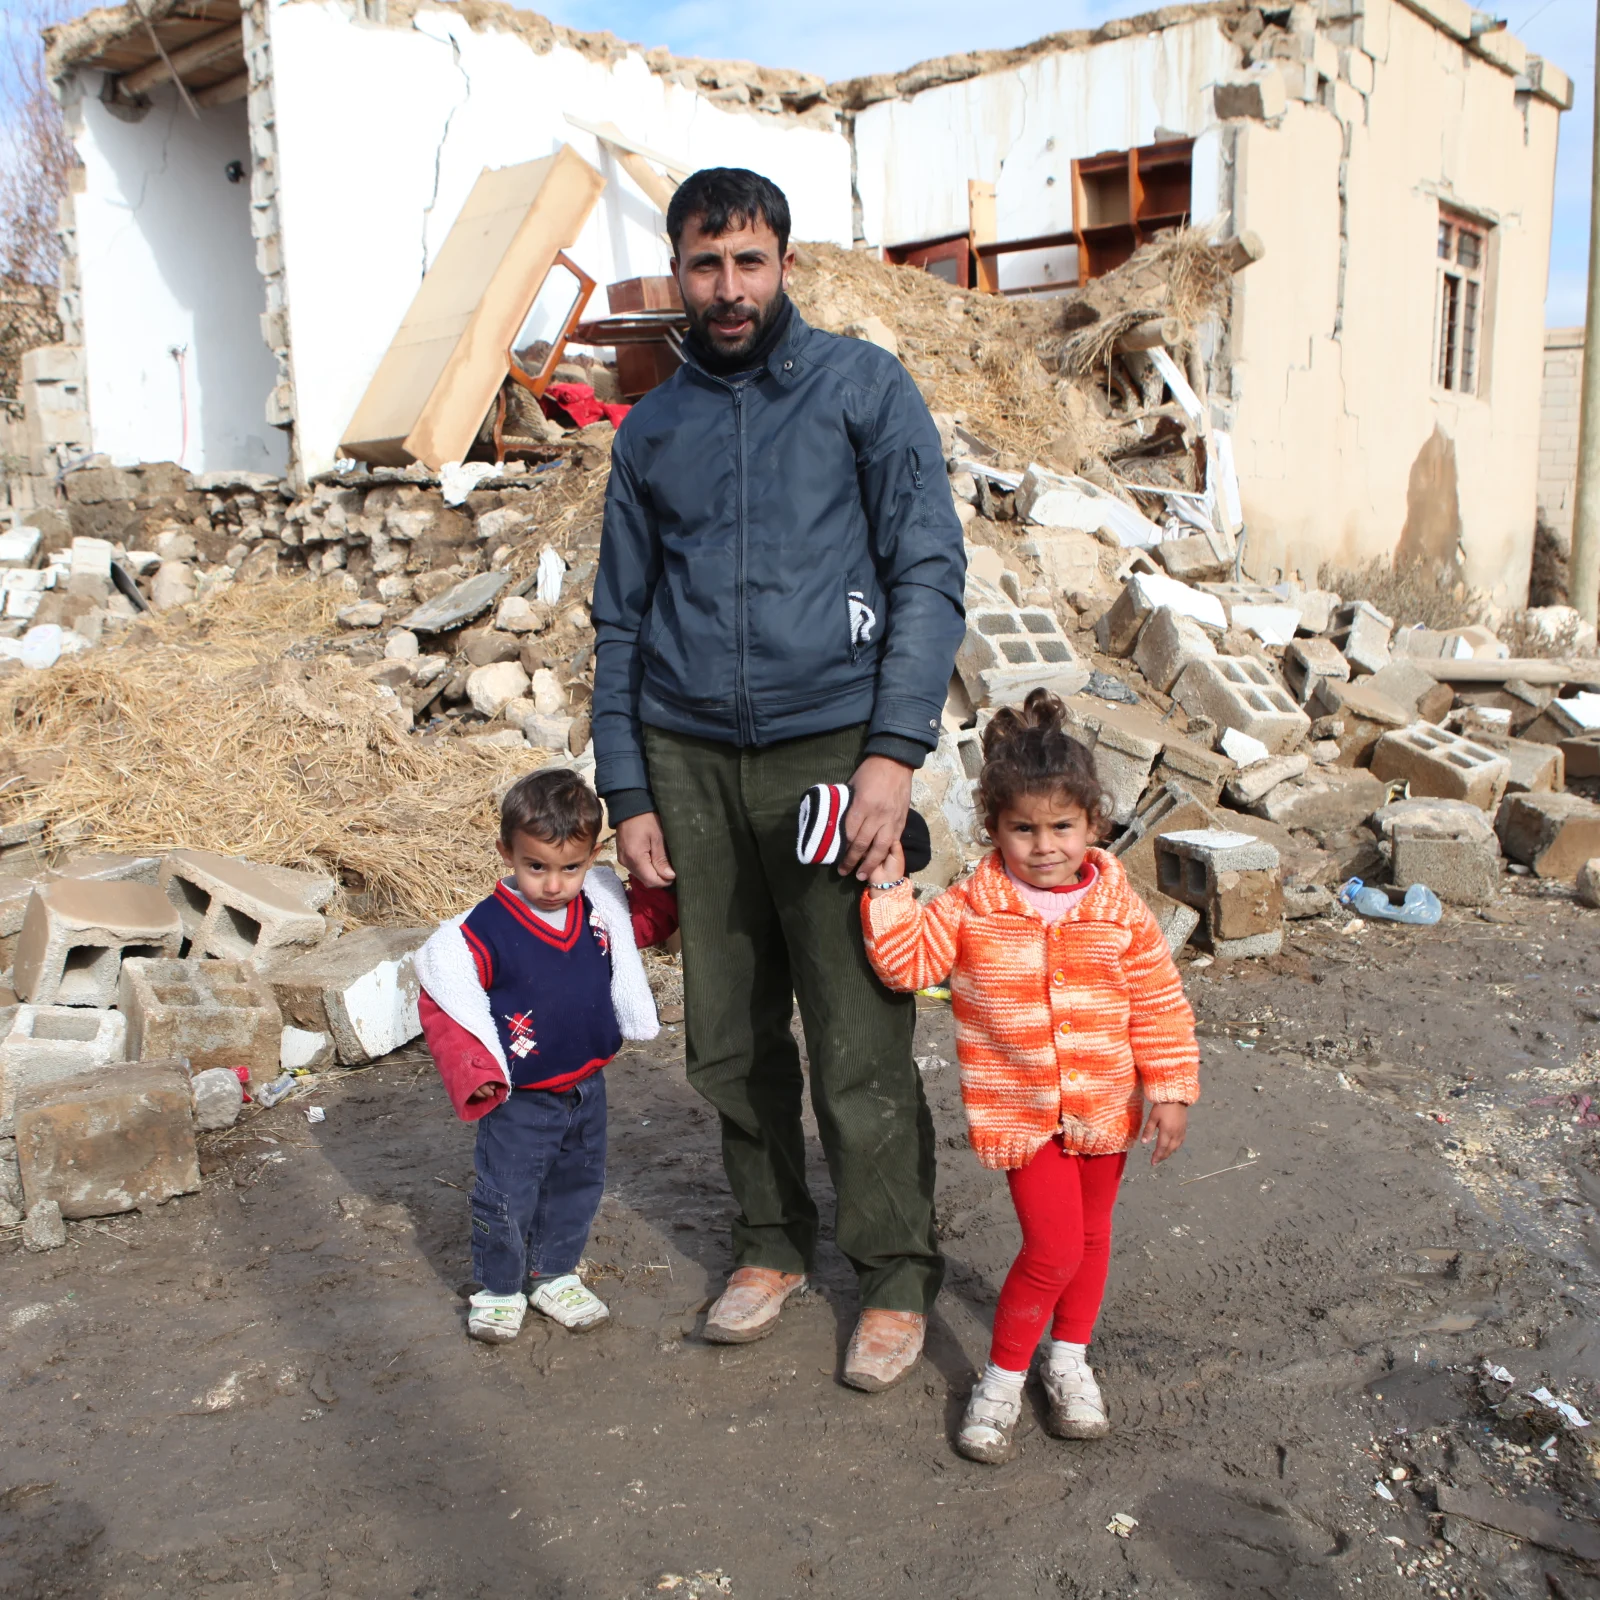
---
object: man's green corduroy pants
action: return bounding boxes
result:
[644,723,944,1314]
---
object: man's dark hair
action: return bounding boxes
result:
[500,768,603,848]
[667,168,791,257]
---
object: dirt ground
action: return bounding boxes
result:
[3,882,1599,1600]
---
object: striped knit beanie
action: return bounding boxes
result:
[795,783,932,873]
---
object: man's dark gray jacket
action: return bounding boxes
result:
[591,308,967,815]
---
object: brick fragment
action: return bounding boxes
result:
[1496,793,1600,880]
[15,1060,200,1219]
[1370,724,1510,810]
[118,957,282,1078]
[160,850,334,965]
[12,879,183,1006]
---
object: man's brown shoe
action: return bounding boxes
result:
[702,1267,806,1344]
[841,1309,926,1392]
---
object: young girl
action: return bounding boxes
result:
[861,689,1199,1464]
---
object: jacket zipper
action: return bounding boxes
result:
[733,384,753,743]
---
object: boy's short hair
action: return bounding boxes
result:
[666,167,792,257]
[500,768,603,849]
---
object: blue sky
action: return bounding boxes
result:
[539,0,1594,325]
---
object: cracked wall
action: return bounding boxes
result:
[266,0,852,479]
[64,76,287,473]
[1227,0,1562,606]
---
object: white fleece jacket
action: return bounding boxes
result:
[412,865,660,1084]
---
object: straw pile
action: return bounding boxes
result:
[0,579,543,927]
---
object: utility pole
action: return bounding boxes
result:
[1571,0,1600,625]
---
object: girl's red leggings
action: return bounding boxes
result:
[989,1140,1127,1371]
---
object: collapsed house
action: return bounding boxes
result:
[18,0,1571,605]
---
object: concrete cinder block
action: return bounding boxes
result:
[956,592,1089,708]
[1284,637,1350,704]
[160,850,334,965]
[1198,582,1302,645]
[1133,607,1217,693]
[118,957,282,1078]
[1389,831,1499,905]
[1500,738,1564,794]
[268,927,427,1065]
[1095,573,1226,657]
[1370,724,1510,811]
[1329,600,1393,676]
[1151,536,1230,585]
[12,880,183,1006]
[0,1005,128,1136]
[1059,699,1164,826]
[0,876,37,939]
[1560,735,1600,780]
[1154,739,1234,808]
[1112,783,1223,890]
[1154,828,1283,958]
[1391,626,1473,661]
[15,1059,200,1219]
[1171,656,1311,755]
[1496,793,1600,880]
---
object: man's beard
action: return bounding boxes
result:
[684,292,780,367]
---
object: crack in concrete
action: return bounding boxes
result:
[418,19,472,282]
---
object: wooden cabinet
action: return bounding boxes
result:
[1071,138,1194,284]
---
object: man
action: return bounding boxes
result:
[591,168,966,1392]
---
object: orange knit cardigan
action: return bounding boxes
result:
[862,847,1200,1170]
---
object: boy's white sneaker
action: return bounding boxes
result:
[1042,1350,1110,1439]
[467,1290,527,1344]
[530,1273,610,1332]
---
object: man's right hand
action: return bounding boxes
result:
[617,812,677,889]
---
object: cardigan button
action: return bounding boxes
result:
[1052,970,1066,986]
[1058,1019,1072,1036]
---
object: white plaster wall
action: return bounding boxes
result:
[1229,0,1561,605]
[72,80,287,474]
[853,21,1239,253]
[268,0,854,478]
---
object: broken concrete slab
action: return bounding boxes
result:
[1497,738,1564,795]
[1153,738,1234,808]
[160,850,333,966]
[1248,767,1388,833]
[1015,466,1163,547]
[281,1026,336,1072]
[1561,735,1600,779]
[12,879,184,1006]
[269,927,427,1065]
[1151,535,1230,585]
[1020,529,1115,600]
[1308,679,1411,766]
[1133,606,1216,693]
[1197,582,1301,645]
[1329,599,1393,676]
[1366,661,1455,724]
[15,1058,200,1219]
[1095,572,1226,657]
[1520,691,1600,746]
[0,1005,128,1137]
[1370,724,1510,811]
[1112,782,1224,890]
[1171,656,1311,754]
[118,957,282,1079]
[49,853,164,887]
[1496,792,1600,880]
[1371,797,1498,844]
[397,569,511,635]
[1225,752,1309,808]
[1272,582,1339,636]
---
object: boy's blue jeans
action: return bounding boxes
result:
[470,1073,607,1296]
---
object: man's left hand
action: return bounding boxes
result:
[839,756,914,883]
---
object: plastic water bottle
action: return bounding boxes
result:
[1337,877,1442,926]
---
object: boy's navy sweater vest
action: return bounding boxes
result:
[460,884,622,1091]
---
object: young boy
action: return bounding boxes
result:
[415,768,677,1344]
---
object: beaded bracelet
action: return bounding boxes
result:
[869,876,909,892]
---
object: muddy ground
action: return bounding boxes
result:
[3,882,1599,1600]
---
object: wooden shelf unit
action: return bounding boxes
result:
[1071,138,1194,284]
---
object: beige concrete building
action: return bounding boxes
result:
[1540,327,1584,551]
[30,0,1572,604]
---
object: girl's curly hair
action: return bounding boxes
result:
[978,688,1110,836]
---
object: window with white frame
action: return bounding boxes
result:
[1436,210,1488,396]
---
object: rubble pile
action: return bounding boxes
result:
[3,236,1599,1007]
[0,842,429,1249]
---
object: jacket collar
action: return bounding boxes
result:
[967,847,1124,922]
[680,302,813,393]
